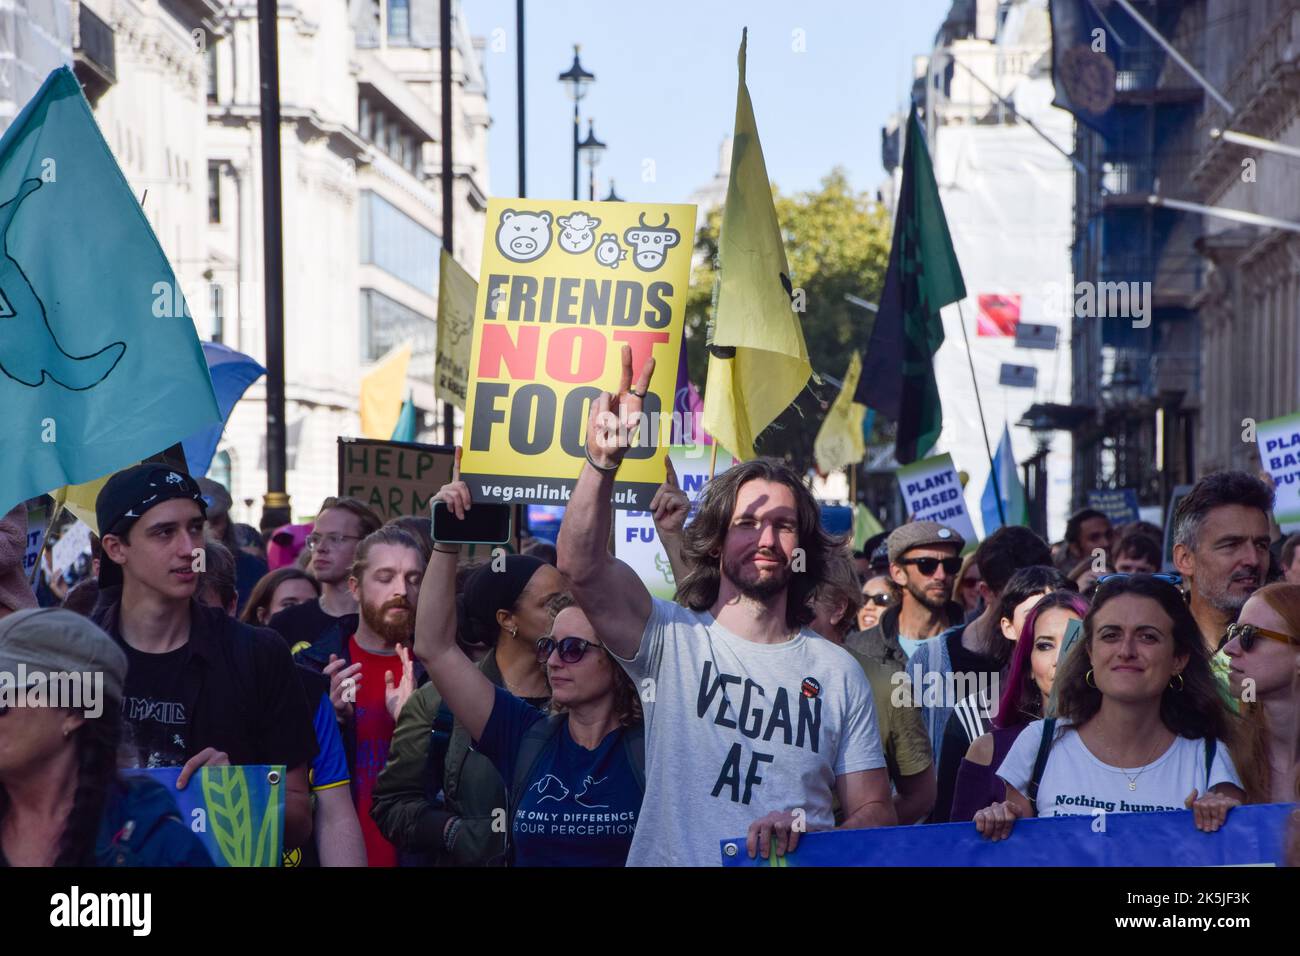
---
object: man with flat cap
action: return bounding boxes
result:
[90,463,317,852]
[848,521,966,667]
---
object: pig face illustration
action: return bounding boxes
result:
[495,209,553,262]
[556,211,601,254]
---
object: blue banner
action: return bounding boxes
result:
[1086,488,1141,526]
[721,804,1297,867]
[132,765,285,867]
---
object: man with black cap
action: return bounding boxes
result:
[848,522,966,667]
[91,463,317,852]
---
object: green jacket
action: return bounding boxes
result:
[372,652,529,866]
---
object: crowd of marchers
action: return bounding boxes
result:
[1,355,1298,867]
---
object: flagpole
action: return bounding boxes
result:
[1111,0,1233,114]
[708,442,718,481]
[955,299,1004,526]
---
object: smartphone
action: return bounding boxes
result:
[431,500,513,545]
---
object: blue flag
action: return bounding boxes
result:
[182,342,266,478]
[981,424,1028,534]
[391,394,417,442]
[0,67,219,509]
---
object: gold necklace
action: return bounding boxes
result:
[1092,727,1167,791]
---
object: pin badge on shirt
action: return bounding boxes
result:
[801,677,821,699]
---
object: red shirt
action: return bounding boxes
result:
[348,634,400,867]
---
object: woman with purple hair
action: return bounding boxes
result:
[949,591,1089,822]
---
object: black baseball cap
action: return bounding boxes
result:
[95,464,207,588]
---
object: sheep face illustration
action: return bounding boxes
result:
[623,212,680,272]
[495,209,553,262]
[556,212,601,254]
[594,234,626,269]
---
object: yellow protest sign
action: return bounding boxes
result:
[460,198,696,509]
[435,250,477,410]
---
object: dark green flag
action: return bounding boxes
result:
[855,103,965,463]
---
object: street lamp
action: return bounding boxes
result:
[578,119,606,201]
[558,45,594,201]
[603,179,623,202]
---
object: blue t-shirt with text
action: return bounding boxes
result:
[475,686,641,867]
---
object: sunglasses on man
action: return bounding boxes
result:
[1217,622,1299,653]
[898,556,962,577]
[536,635,601,664]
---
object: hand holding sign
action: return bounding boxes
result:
[587,344,656,471]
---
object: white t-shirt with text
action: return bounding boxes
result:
[996,719,1241,817]
[615,598,885,866]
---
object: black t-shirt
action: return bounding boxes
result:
[120,643,193,768]
[268,599,350,654]
[93,598,318,771]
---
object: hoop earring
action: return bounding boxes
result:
[1168,673,1184,692]
[1085,669,1096,688]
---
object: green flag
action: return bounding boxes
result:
[702,28,812,461]
[0,67,219,511]
[854,103,965,463]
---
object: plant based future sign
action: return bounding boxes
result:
[459,198,696,510]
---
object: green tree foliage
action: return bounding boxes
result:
[684,168,891,472]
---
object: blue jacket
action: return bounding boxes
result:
[95,776,213,867]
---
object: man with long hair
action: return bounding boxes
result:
[558,348,895,867]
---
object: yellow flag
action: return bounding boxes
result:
[702,28,812,460]
[814,353,867,473]
[52,470,120,534]
[435,250,477,410]
[360,343,413,439]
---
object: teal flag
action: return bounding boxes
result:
[391,394,417,442]
[0,67,219,511]
[980,424,1028,534]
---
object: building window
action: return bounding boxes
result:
[359,191,438,293]
[388,0,410,43]
[359,98,372,141]
[210,284,224,343]
[208,164,221,223]
[205,42,217,102]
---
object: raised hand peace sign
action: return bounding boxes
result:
[586,344,656,472]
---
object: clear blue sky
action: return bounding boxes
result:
[470,0,954,204]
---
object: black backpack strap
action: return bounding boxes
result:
[1204,736,1217,792]
[423,701,456,804]
[503,714,566,865]
[622,723,646,793]
[1026,717,1057,815]
[510,714,567,812]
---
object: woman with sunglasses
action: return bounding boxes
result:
[949,590,1089,822]
[406,458,653,866]
[856,574,900,632]
[1221,583,1300,805]
[976,574,1244,841]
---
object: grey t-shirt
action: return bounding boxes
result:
[615,598,885,866]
